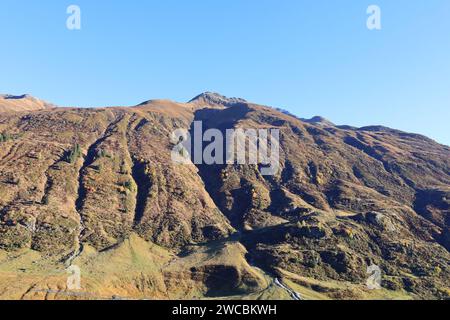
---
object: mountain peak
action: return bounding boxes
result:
[301,116,335,127]
[188,92,247,108]
[0,93,56,113]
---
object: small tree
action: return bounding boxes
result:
[66,144,82,164]
[0,133,12,142]
[96,149,112,159]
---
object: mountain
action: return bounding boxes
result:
[0,93,449,300]
[189,92,248,108]
[0,94,55,113]
[300,116,335,127]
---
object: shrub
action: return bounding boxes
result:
[119,180,136,193]
[0,133,12,142]
[66,144,82,164]
[97,149,112,159]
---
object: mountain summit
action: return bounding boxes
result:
[189,92,248,108]
[0,94,55,113]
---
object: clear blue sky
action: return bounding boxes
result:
[1,1,449,145]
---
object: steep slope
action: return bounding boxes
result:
[186,96,450,299]
[0,93,449,300]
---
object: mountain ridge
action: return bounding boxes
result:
[0,92,448,300]
[1,92,445,147]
